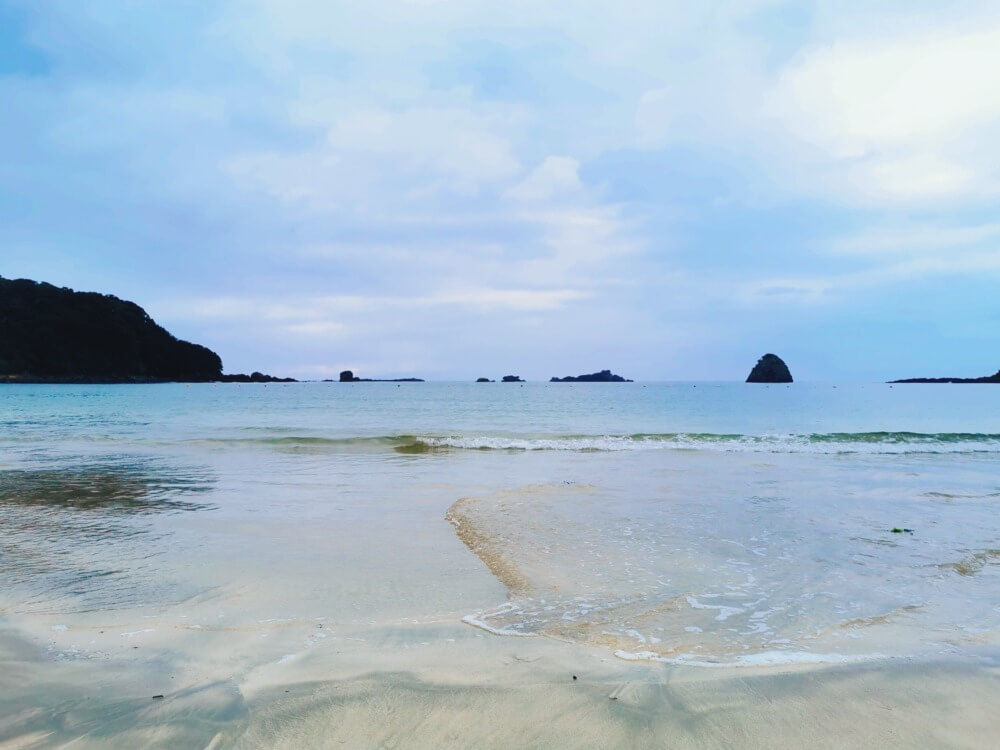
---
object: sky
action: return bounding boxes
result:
[2,0,999,381]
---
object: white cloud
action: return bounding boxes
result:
[229,104,523,207]
[760,24,1000,204]
[505,156,582,202]
[766,28,1000,156]
[628,12,1000,206]
[165,287,590,326]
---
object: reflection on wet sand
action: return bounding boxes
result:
[0,459,215,614]
[0,461,213,514]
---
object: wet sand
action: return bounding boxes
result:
[3,618,1000,749]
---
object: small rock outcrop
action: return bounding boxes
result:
[746,354,793,383]
[340,370,359,382]
[550,369,632,383]
[476,377,493,383]
[501,375,524,383]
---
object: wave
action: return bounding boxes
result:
[189,432,1000,455]
[190,435,434,453]
[416,431,1000,454]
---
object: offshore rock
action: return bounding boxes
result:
[550,369,632,382]
[501,375,524,382]
[476,377,494,382]
[746,353,793,383]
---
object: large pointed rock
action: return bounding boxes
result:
[746,353,793,383]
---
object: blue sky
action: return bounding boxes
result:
[2,0,999,380]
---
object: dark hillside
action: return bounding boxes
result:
[0,277,222,380]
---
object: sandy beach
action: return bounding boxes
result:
[3,383,1000,748]
[4,614,1000,749]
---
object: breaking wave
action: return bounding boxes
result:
[418,431,1000,454]
[194,432,1000,455]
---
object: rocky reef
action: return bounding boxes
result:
[550,369,632,382]
[220,372,296,383]
[0,277,292,383]
[475,377,494,383]
[501,375,524,383]
[746,353,793,383]
[890,369,1000,384]
[339,370,423,382]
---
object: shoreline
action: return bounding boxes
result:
[0,374,297,384]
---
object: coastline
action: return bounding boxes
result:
[0,374,297,384]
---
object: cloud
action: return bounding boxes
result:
[229,104,524,207]
[760,23,1000,204]
[832,222,1000,255]
[766,27,1000,156]
[505,156,582,201]
[4,0,1000,379]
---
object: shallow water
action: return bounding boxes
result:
[2,382,1000,745]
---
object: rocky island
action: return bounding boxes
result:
[890,369,1000,384]
[550,369,632,382]
[501,375,524,382]
[338,370,424,382]
[0,277,294,383]
[746,353,793,383]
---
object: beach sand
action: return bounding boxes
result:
[3,614,1000,749]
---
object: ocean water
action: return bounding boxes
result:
[2,381,1000,672]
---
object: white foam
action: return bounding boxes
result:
[614,649,890,668]
[462,602,538,637]
[686,596,744,621]
[420,433,1000,455]
[625,628,647,643]
[461,614,537,637]
[120,629,155,638]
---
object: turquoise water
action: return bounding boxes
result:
[2,381,1000,667]
[3,381,999,454]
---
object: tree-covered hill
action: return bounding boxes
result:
[0,277,223,381]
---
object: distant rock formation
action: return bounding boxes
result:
[339,369,423,382]
[890,369,1000,384]
[746,353,793,383]
[476,377,494,383]
[501,375,524,383]
[0,277,295,383]
[550,369,632,383]
[220,371,296,383]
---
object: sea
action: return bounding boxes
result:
[3,380,999,677]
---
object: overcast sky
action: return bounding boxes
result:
[3,1,999,380]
